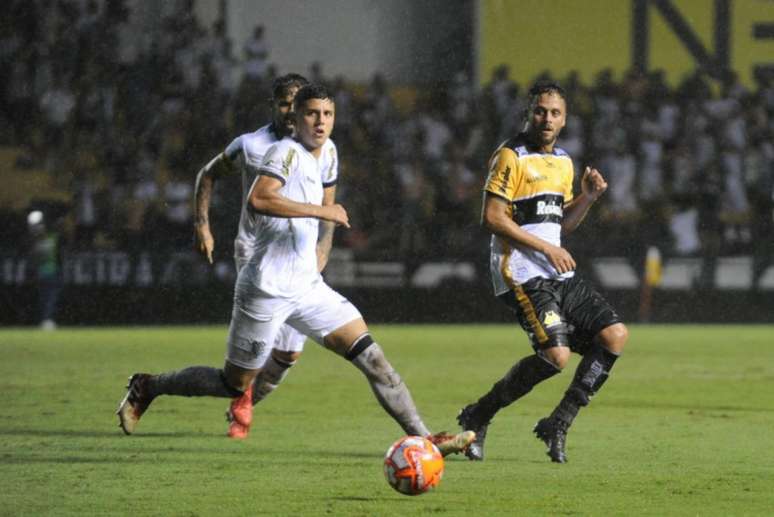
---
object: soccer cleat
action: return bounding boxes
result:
[533,417,568,463]
[427,430,476,457]
[116,374,156,435]
[226,385,253,439]
[226,418,249,439]
[456,405,490,461]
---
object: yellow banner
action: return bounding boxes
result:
[479,0,774,87]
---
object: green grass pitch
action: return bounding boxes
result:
[1,324,773,516]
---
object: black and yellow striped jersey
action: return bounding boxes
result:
[483,133,575,294]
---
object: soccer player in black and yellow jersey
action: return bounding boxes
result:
[457,81,629,463]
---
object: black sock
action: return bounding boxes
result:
[473,354,561,422]
[551,346,619,426]
[148,366,243,398]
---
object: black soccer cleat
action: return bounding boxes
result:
[533,417,568,463]
[116,373,156,435]
[456,404,490,461]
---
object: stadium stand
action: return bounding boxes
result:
[1,0,772,324]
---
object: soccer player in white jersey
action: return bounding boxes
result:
[117,83,475,456]
[192,74,313,439]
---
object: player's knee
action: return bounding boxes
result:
[344,333,375,361]
[540,346,571,370]
[272,349,301,363]
[599,323,628,355]
[347,336,402,387]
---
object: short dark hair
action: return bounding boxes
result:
[527,80,567,104]
[272,73,309,99]
[293,83,334,110]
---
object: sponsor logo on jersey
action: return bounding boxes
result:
[543,310,561,327]
[536,200,563,217]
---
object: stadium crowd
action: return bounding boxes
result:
[1,0,773,272]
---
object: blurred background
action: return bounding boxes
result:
[1,0,772,327]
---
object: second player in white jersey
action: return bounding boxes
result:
[224,124,290,268]
[191,73,312,439]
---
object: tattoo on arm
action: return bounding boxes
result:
[194,154,229,226]
[195,181,212,226]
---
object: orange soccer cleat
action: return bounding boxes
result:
[226,385,253,439]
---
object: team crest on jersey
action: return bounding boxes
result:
[281,148,296,177]
[543,311,561,327]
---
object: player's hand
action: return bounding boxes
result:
[581,166,607,201]
[321,204,350,228]
[194,223,215,264]
[543,244,576,274]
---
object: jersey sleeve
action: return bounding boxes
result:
[222,136,243,174]
[259,142,296,186]
[243,140,265,170]
[483,147,521,201]
[322,142,339,187]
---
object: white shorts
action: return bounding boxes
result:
[233,254,309,361]
[225,277,362,369]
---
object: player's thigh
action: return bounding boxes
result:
[286,281,364,356]
[559,275,623,355]
[499,278,571,366]
[226,286,292,370]
[272,324,307,358]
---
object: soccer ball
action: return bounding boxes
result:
[383,435,444,496]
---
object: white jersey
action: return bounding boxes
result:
[241,136,339,298]
[224,124,282,263]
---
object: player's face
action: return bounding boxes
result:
[271,86,300,136]
[294,97,335,156]
[527,92,566,150]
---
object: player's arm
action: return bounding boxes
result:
[248,174,350,227]
[562,166,607,234]
[316,185,337,272]
[482,193,576,274]
[193,152,234,264]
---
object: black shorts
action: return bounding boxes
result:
[498,275,622,355]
